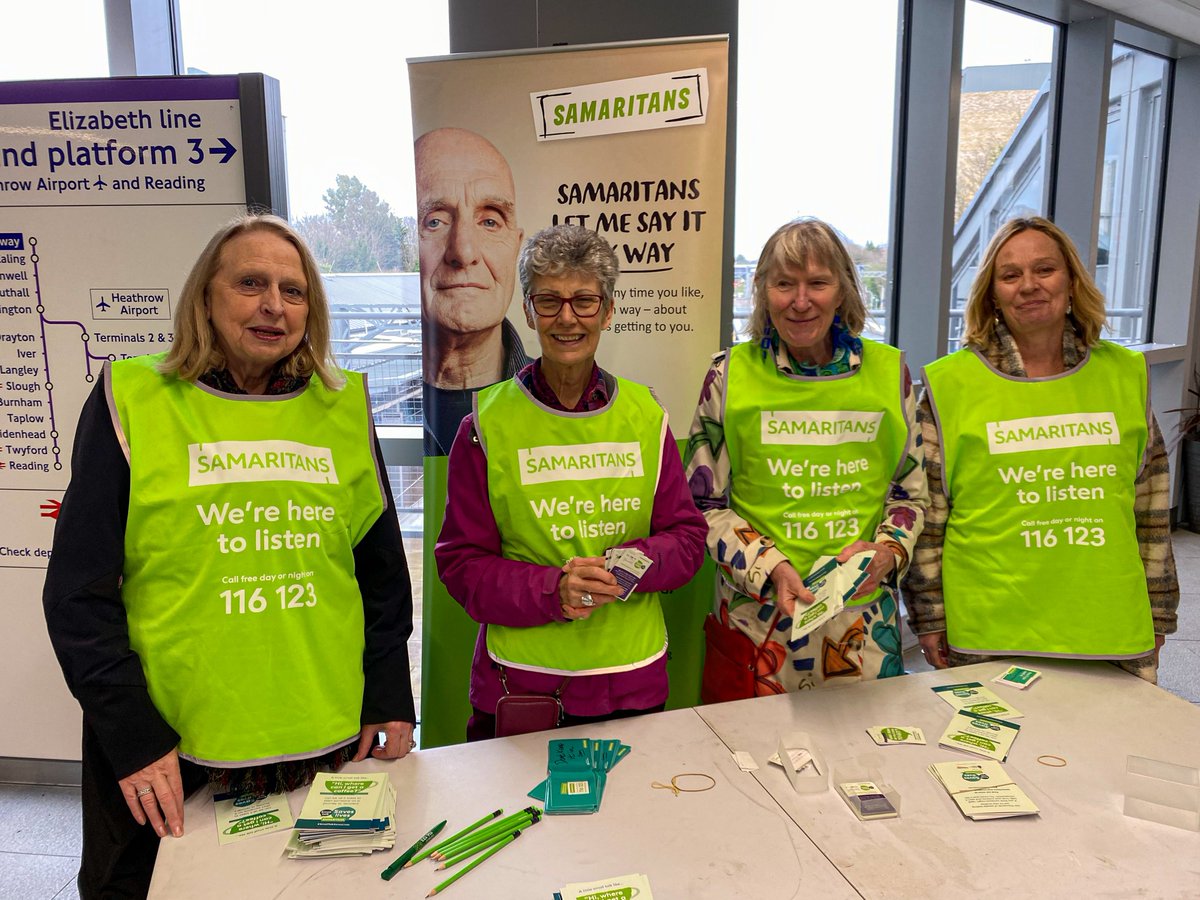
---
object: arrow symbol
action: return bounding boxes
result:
[40,499,61,519]
[208,137,237,164]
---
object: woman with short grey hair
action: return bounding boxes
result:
[519,223,620,302]
[438,223,706,741]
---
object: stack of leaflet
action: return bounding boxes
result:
[931,682,1024,720]
[285,772,396,858]
[532,738,631,815]
[928,760,1040,820]
[932,681,1023,762]
[938,710,1021,761]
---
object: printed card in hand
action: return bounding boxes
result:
[605,547,653,599]
[790,550,876,642]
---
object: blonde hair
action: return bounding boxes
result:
[746,218,867,342]
[159,213,343,390]
[963,216,1106,349]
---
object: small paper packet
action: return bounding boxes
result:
[992,665,1042,690]
[867,725,926,746]
[731,750,759,772]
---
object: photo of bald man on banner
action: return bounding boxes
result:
[416,127,531,455]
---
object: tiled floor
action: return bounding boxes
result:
[4,531,1199,899]
[0,784,81,899]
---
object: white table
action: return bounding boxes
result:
[151,707,857,899]
[696,659,1200,899]
[152,660,1200,898]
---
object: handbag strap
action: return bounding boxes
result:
[498,665,569,698]
[751,606,785,672]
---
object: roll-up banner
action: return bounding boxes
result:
[410,37,727,747]
[0,75,277,759]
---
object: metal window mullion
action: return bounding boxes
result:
[1052,14,1114,272]
[1152,53,1200,406]
[104,0,183,76]
[890,0,963,373]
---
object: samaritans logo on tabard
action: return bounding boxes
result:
[986,412,1119,455]
[188,440,338,486]
[519,441,643,485]
[760,410,883,445]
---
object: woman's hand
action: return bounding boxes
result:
[918,631,950,668]
[767,560,815,618]
[354,721,416,761]
[558,556,620,620]
[119,748,185,838]
[837,540,900,600]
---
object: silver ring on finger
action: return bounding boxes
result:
[136,786,154,798]
[580,592,595,607]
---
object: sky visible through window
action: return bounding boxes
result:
[2,2,1057,259]
[738,2,1050,256]
[0,3,108,82]
[179,0,450,225]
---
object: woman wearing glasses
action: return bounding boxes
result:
[436,224,706,741]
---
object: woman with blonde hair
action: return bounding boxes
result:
[904,216,1178,677]
[44,213,416,898]
[687,218,927,698]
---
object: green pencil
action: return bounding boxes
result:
[431,810,535,859]
[430,807,536,856]
[426,831,520,897]
[436,828,520,869]
[407,809,503,867]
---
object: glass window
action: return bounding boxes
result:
[949,1,1057,351]
[179,0,448,426]
[1097,44,1169,345]
[735,1,898,344]
[0,4,108,81]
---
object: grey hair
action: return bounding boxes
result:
[746,218,867,343]
[518,224,620,302]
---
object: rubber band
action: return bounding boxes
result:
[651,773,717,796]
[1037,755,1067,767]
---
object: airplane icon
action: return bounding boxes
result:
[96,296,110,311]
